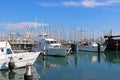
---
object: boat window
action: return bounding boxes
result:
[83,43,88,46]
[46,41,50,44]
[51,41,57,44]
[7,48,12,54]
[1,49,4,52]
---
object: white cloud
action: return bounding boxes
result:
[0,22,49,31]
[81,0,120,8]
[81,0,108,7]
[37,0,120,8]
[38,2,59,7]
[19,22,49,27]
[107,0,120,3]
[62,1,81,7]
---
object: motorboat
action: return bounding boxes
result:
[37,33,70,56]
[0,41,40,70]
[78,41,106,53]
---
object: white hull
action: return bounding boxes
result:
[45,48,69,56]
[37,35,69,56]
[0,52,40,70]
[78,46,106,52]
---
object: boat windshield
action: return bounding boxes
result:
[7,48,13,54]
[46,41,57,44]
[50,41,57,44]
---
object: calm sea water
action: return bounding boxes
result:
[1,50,120,80]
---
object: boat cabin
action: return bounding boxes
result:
[38,38,62,50]
[0,42,13,55]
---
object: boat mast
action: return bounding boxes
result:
[41,21,45,39]
[80,27,83,42]
[34,18,37,40]
[8,21,11,41]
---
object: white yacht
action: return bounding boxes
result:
[78,42,106,52]
[0,41,40,70]
[37,34,70,56]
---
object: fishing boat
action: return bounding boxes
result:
[78,41,106,52]
[37,33,70,56]
[0,41,40,70]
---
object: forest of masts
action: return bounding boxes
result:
[0,22,108,44]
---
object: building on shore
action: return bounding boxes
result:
[104,35,120,50]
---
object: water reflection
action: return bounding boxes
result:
[78,51,102,63]
[35,52,103,72]
[35,52,103,73]
[0,51,120,80]
[34,51,120,80]
[0,67,40,80]
[8,70,16,80]
[104,50,120,64]
[35,56,70,72]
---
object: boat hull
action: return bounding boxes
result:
[78,46,106,53]
[45,48,69,57]
[0,52,40,70]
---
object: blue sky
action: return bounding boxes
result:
[0,0,120,36]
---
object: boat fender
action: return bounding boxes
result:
[8,57,15,71]
[24,63,33,80]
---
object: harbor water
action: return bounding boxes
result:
[0,50,120,80]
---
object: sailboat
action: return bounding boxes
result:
[0,41,40,70]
